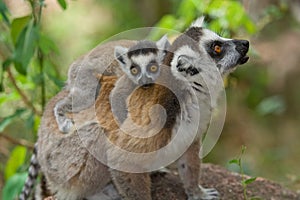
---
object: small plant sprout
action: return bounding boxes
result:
[229,145,261,200]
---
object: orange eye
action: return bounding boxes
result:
[150,65,158,72]
[214,45,222,54]
[131,67,138,75]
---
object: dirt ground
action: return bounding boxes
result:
[67,163,299,200]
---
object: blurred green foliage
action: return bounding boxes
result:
[0,0,296,199]
[155,0,257,38]
[2,172,27,200]
[4,146,27,180]
[0,0,65,198]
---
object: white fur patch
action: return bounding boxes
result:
[131,53,157,75]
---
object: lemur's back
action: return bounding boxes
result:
[37,89,111,199]
[67,39,138,87]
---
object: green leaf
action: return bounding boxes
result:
[45,70,64,88]
[0,91,20,105]
[38,33,59,55]
[0,109,26,132]
[2,172,27,200]
[13,20,39,75]
[156,15,177,29]
[4,146,27,180]
[0,0,10,25]
[229,159,239,165]
[177,0,197,24]
[11,16,31,45]
[243,177,257,185]
[2,58,12,70]
[57,0,67,10]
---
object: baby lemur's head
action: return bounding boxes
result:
[115,35,170,87]
[168,16,249,84]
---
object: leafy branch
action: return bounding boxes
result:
[7,67,41,115]
[0,133,34,149]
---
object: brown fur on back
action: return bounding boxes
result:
[96,75,180,153]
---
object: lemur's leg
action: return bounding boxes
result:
[110,169,151,200]
[54,96,74,133]
[177,139,219,200]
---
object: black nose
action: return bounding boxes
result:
[142,83,154,89]
[233,39,249,55]
[240,40,249,48]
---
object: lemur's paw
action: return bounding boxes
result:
[188,186,220,200]
[182,112,192,123]
[58,118,74,133]
[199,186,219,200]
[181,106,192,123]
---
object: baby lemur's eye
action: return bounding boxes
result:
[214,45,222,54]
[150,65,158,72]
[130,67,138,75]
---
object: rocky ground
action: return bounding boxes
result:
[44,163,299,200]
[149,163,300,200]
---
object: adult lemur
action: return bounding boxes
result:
[20,17,249,200]
[19,35,170,200]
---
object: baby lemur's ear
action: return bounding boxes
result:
[156,34,171,51]
[156,35,171,62]
[114,46,129,68]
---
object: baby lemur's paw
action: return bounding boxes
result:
[58,118,74,133]
[188,185,219,200]
[181,105,192,123]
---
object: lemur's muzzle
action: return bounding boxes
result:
[139,76,154,88]
[233,39,250,65]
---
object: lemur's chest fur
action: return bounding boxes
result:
[95,74,180,153]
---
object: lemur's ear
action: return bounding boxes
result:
[176,55,191,69]
[156,34,171,51]
[114,46,129,67]
[191,16,205,28]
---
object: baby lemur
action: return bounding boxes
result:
[20,17,249,200]
[54,35,169,133]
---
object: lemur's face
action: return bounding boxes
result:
[170,18,249,92]
[200,29,249,75]
[123,52,161,86]
[115,36,170,87]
